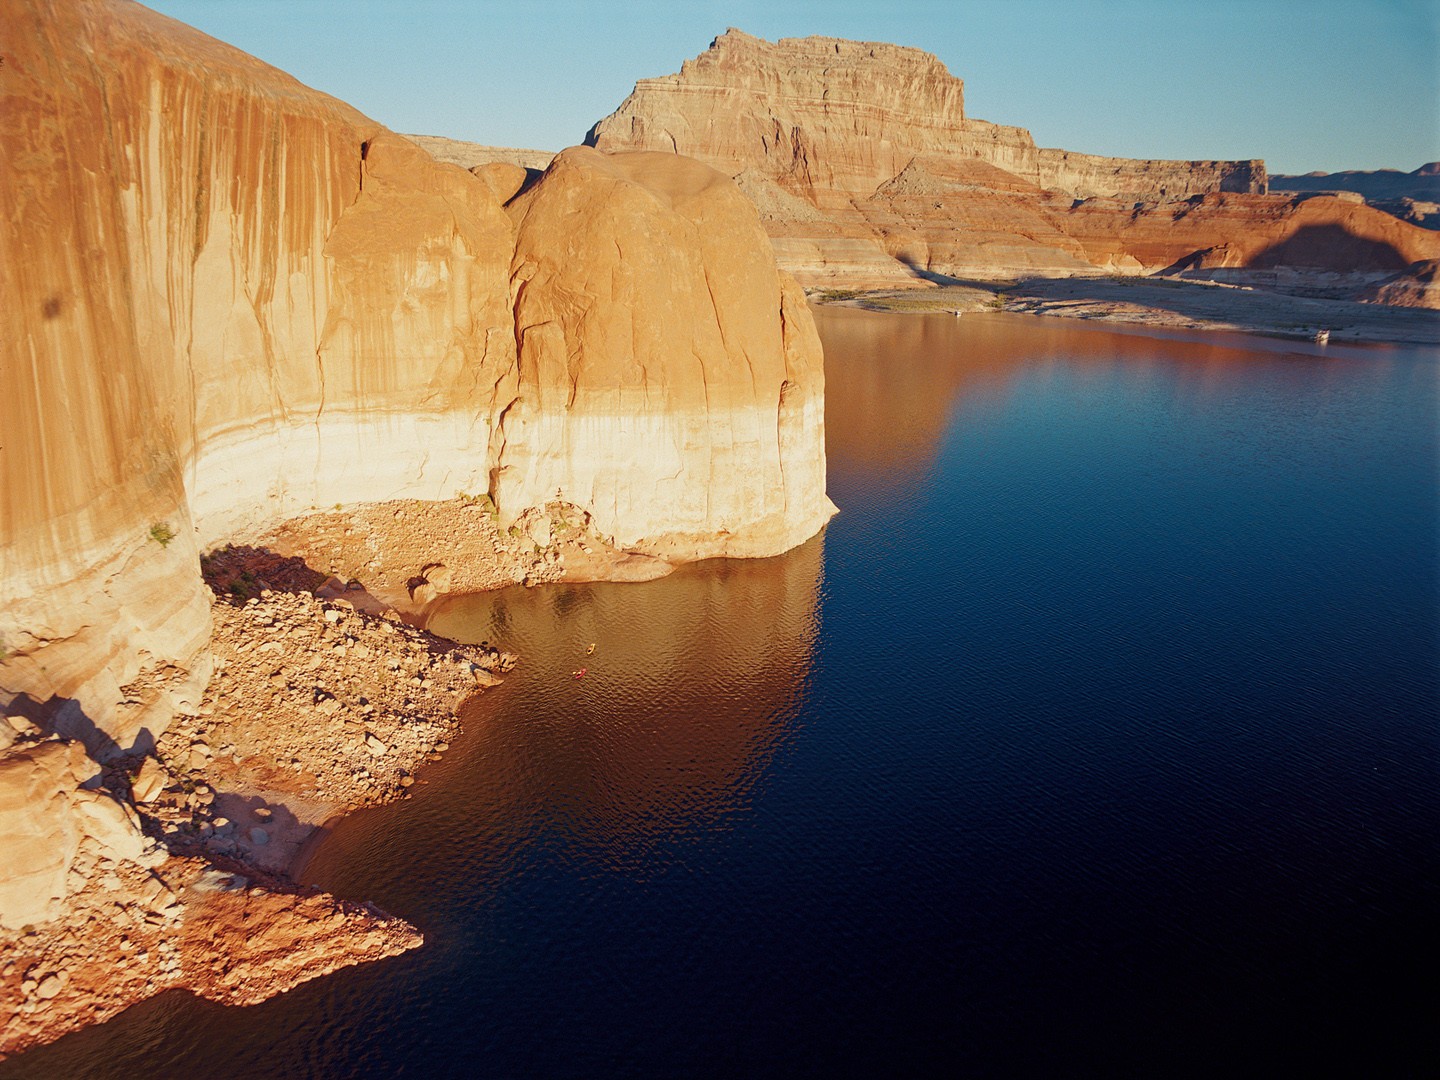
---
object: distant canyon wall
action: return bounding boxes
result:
[0,0,832,758]
[588,29,1439,294]
[588,29,1264,202]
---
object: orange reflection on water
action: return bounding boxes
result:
[816,306,1359,484]
[416,533,825,867]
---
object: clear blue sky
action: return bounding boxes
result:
[143,0,1438,175]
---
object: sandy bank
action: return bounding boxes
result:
[821,278,1439,346]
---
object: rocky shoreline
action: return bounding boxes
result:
[818,277,1440,346]
[0,489,722,1060]
[1,504,528,1059]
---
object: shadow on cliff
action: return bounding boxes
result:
[990,223,1433,335]
[2,546,352,879]
[897,258,971,286]
[1,688,291,870]
[1159,224,1413,277]
[1242,224,1412,272]
[2,692,137,775]
[200,544,328,607]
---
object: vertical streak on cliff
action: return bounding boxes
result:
[2,3,835,758]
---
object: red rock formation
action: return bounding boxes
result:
[1,1,831,757]
[588,29,1263,201]
[0,0,832,1056]
[588,30,1440,296]
[500,147,833,559]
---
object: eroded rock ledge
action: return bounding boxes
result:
[0,563,499,1058]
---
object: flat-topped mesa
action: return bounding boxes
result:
[587,28,1266,201]
[588,29,966,195]
[585,30,1440,296]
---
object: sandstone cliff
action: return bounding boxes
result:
[500,147,832,559]
[588,29,1264,202]
[587,30,1440,296]
[1,0,830,759]
[0,0,831,1055]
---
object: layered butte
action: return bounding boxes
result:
[587,28,1264,201]
[588,29,1440,297]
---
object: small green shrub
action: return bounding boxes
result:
[148,521,176,547]
[458,492,497,516]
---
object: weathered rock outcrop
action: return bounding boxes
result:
[587,30,1440,296]
[588,29,1264,202]
[1,0,830,757]
[0,0,831,1056]
[499,147,833,558]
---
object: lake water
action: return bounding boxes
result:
[10,310,1437,1078]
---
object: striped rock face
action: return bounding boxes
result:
[0,2,831,757]
[499,147,834,561]
[586,29,1438,294]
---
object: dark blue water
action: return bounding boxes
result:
[11,311,1437,1078]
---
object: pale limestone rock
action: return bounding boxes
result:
[130,758,168,804]
[0,742,89,929]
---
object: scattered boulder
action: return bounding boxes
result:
[130,757,168,803]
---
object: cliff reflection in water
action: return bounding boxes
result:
[818,306,1023,482]
[303,533,824,905]
[815,305,1356,496]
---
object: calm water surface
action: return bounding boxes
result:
[11,311,1437,1078]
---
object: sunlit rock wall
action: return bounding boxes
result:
[498,148,834,558]
[0,1,831,757]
